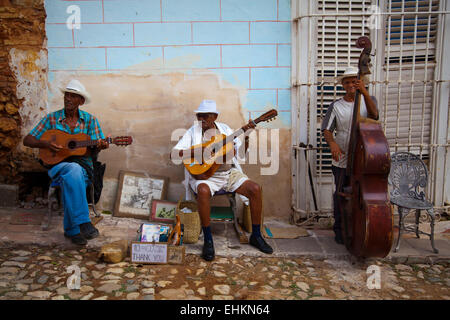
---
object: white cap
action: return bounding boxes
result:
[60,79,91,104]
[194,100,219,114]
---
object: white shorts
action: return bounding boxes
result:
[189,168,249,197]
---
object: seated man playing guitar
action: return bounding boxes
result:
[172,100,273,261]
[23,79,109,245]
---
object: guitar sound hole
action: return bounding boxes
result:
[67,140,77,149]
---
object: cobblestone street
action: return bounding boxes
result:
[0,244,449,300]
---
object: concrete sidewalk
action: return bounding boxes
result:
[0,207,449,264]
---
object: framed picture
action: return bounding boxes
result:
[114,170,168,220]
[151,200,177,223]
[168,246,185,265]
[138,223,171,243]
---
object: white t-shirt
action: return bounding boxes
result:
[321,97,377,168]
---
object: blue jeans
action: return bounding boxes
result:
[48,162,91,236]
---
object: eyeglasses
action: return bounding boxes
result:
[196,113,214,119]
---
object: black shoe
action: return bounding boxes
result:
[249,234,273,254]
[80,222,99,240]
[201,240,215,261]
[64,232,87,246]
[334,232,344,245]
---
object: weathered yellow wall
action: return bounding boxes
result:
[47,71,291,220]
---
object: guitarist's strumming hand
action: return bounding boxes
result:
[46,141,63,153]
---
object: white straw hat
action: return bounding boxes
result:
[194,100,219,114]
[60,79,91,104]
[337,66,359,83]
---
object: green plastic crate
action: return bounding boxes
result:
[210,206,234,220]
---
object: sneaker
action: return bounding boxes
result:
[201,240,215,261]
[249,234,273,254]
[80,222,99,240]
[64,232,87,246]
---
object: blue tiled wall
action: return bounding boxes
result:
[45,0,292,127]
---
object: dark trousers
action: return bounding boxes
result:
[331,166,349,237]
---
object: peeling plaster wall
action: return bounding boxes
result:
[0,0,47,182]
[43,0,292,220]
[10,48,48,138]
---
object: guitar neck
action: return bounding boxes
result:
[75,137,111,148]
[224,127,246,144]
[208,112,275,149]
[77,140,98,148]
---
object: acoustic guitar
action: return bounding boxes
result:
[183,109,278,180]
[39,129,133,165]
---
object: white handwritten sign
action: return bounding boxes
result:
[131,242,168,264]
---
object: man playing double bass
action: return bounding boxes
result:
[321,66,379,244]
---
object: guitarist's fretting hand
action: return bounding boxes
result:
[96,134,110,150]
[242,119,257,132]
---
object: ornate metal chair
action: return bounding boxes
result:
[388,152,439,253]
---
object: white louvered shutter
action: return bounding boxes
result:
[382,0,438,158]
[316,0,371,175]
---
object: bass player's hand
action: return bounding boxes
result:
[330,142,344,162]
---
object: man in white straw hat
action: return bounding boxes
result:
[23,79,109,245]
[321,66,379,245]
[172,99,273,261]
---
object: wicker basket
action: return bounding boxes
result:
[177,200,201,244]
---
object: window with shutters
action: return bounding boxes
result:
[316,0,371,175]
[315,0,438,175]
[382,0,438,160]
[291,0,448,218]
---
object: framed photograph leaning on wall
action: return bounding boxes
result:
[114,170,168,220]
[151,200,177,223]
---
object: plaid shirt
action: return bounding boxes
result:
[30,108,105,171]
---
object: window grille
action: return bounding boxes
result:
[291,0,449,219]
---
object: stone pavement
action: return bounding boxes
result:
[0,207,449,301]
[0,207,449,264]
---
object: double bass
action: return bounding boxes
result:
[338,36,393,258]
